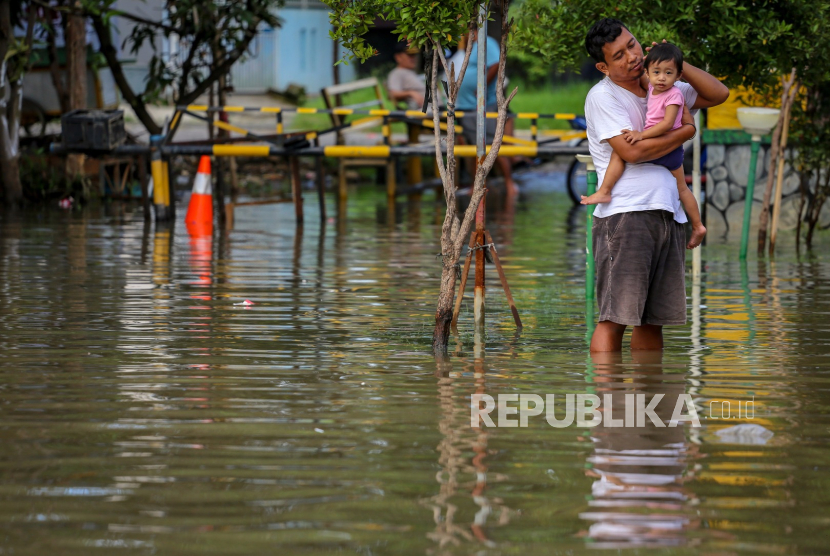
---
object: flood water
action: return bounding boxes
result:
[2,175,830,555]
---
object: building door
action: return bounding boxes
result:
[230,27,277,93]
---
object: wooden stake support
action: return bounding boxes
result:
[290,156,304,225]
[451,233,478,329]
[485,230,522,330]
[451,228,522,331]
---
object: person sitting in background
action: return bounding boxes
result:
[388,42,426,110]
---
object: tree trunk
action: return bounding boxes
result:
[757,114,782,254]
[0,152,21,203]
[0,0,22,204]
[805,171,829,249]
[758,70,796,254]
[90,14,161,135]
[795,169,810,253]
[428,2,517,354]
[46,8,70,114]
[66,2,86,181]
[332,37,340,87]
[0,77,23,203]
[211,35,230,224]
[433,266,458,353]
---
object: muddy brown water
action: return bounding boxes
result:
[1,183,829,554]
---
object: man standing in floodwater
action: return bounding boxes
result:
[583,19,728,351]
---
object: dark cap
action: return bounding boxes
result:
[394,41,419,55]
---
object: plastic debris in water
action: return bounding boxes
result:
[715,423,774,445]
[58,197,74,209]
[233,299,255,306]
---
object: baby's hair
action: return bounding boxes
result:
[644,42,683,73]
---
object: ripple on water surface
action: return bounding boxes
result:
[1,188,830,554]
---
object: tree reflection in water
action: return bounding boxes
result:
[423,354,511,550]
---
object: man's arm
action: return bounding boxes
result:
[388,89,411,102]
[633,104,681,141]
[683,62,729,108]
[610,116,695,163]
[486,64,498,85]
[388,88,424,106]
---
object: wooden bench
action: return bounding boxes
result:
[321,77,396,201]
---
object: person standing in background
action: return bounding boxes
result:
[455,29,518,195]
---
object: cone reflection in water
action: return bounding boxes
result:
[188,230,212,292]
[186,155,214,234]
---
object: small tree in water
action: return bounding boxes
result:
[325,0,517,353]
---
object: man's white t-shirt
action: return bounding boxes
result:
[585,77,698,223]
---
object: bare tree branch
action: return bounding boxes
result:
[178,30,206,99]
[430,45,448,187]
[429,41,461,261]
[91,13,162,135]
[431,20,477,247]
[177,16,262,105]
[45,8,69,113]
[30,0,180,34]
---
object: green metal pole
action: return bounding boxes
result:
[584,162,597,299]
[586,170,597,343]
[577,154,598,344]
[739,138,761,260]
[740,259,756,343]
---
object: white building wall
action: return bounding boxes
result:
[111,0,355,97]
[231,7,356,94]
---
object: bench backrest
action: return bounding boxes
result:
[321,77,386,138]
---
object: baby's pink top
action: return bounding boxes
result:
[645,84,685,130]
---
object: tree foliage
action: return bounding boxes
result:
[511,0,826,93]
[325,0,480,62]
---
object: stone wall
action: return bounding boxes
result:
[704,144,822,235]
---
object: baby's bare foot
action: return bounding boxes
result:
[580,191,612,205]
[687,224,707,249]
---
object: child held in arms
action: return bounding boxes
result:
[581,42,706,249]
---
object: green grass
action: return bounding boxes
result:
[290,80,593,134]
[508,80,592,130]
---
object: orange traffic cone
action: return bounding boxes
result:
[185,156,213,236]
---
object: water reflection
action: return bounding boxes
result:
[579,351,701,549]
[1,191,829,554]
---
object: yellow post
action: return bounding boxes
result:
[406,123,422,185]
[151,157,165,206]
[150,135,172,221]
[338,159,348,203]
[162,158,173,219]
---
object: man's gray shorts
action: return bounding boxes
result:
[593,210,687,326]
